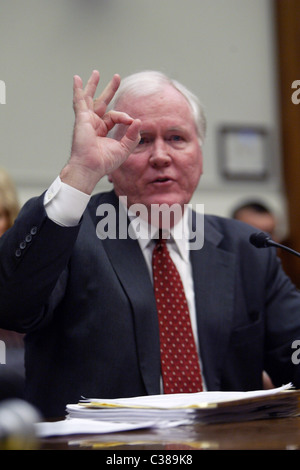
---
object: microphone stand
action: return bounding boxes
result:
[267,239,300,258]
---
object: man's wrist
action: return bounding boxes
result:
[60,163,101,195]
[44,176,91,226]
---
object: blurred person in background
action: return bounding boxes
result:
[0,167,20,237]
[231,200,279,242]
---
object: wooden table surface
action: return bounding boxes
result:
[39,416,300,450]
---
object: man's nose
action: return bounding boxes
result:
[149,139,171,167]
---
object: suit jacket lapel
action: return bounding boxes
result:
[89,191,161,395]
[190,212,236,390]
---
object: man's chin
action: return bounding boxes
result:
[142,193,187,208]
[142,199,187,228]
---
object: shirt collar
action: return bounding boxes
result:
[127,206,190,263]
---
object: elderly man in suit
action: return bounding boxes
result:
[1,70,300,418]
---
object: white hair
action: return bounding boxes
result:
[109,70,206,144]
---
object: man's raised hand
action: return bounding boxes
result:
[60,71,141,194]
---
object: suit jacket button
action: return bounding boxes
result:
[19,241,26,250]
[30,227,37,235]
[25,234,32,243]
[15,249,22,257]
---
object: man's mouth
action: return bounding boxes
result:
[152,177,172,183]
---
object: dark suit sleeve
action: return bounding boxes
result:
[228,217,300,389]
[0,193,80,332]
[206,215,300,390]
[263,249,300,388]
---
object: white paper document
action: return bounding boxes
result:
[36,384,300,437]
[65,383,299,425]
[35,418,157,437]
[75,383,294,410]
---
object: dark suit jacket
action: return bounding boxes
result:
[1,190,300,418]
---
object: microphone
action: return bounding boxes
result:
[249,232,300,258]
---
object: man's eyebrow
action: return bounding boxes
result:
[139,125,188,134]
[167,126,186,131]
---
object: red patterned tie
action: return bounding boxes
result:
[152,235,203,394]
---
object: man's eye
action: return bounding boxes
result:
[133,136,152,153]
[138,135,152,146]
[169,135,184,142]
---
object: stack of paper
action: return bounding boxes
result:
[35,384,300,437]
[66,383,300,426]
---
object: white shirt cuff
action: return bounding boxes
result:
[44,176,91,226]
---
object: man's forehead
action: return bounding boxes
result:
[116,84,190,112]
[114,86,197,136]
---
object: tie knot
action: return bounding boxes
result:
[154,230,168,252]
